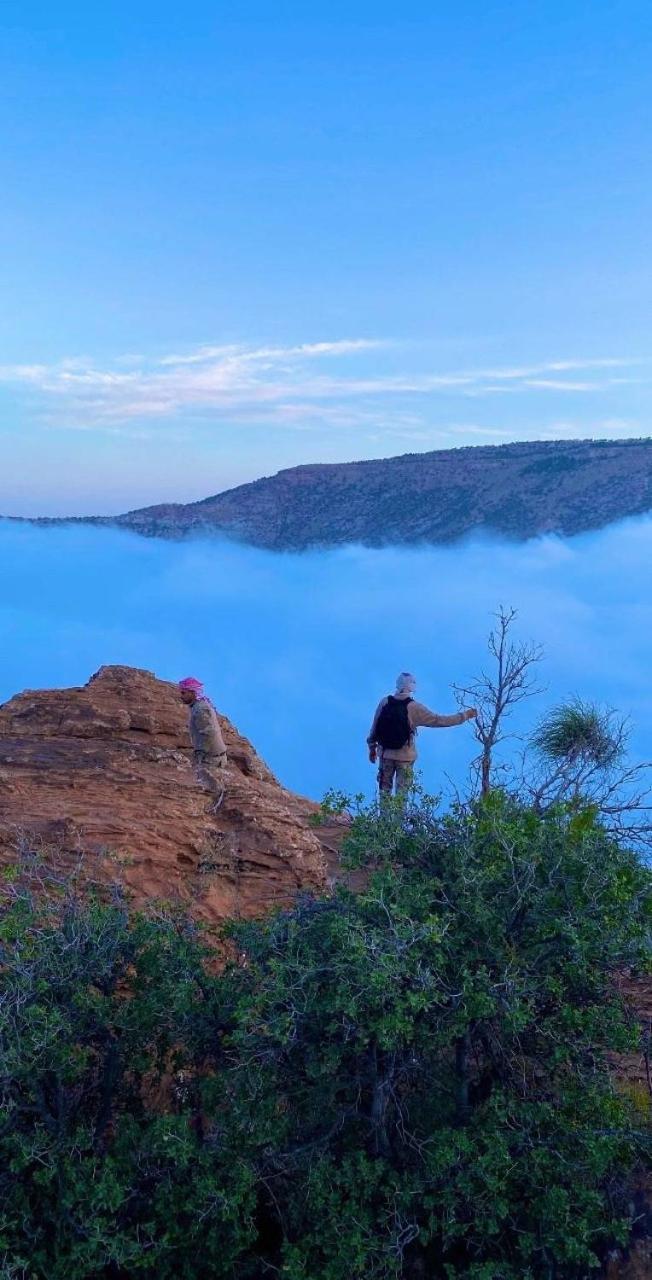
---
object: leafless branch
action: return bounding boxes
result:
[454,607,543,797]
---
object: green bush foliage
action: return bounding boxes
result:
[0,866,256,1280]
[1,798,651,1279]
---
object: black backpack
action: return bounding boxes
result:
[374,696,413,750]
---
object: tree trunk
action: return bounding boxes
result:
[455,1031,471,1121]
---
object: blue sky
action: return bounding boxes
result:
[1,1,651,514]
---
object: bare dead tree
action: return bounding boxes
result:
[454,607,543,797]
[452,611,651,848]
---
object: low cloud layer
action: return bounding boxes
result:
[0,519,650,800]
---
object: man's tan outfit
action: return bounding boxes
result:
[189,698,227,807]
[368,694,467,794]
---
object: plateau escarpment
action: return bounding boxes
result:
[0,666,329,925]
[99,437,652,548]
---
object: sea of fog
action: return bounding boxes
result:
[0,518,650,801]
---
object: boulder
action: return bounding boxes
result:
[0,665,328,925]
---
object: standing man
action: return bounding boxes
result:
[178,677,228,810]
[368,672,477,796]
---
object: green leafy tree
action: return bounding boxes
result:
[2,797,651,1280]
[0,854,255,1279]
[203,794,652,1279]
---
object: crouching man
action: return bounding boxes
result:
[179,676,227,810]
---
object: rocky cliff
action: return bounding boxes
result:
[0,666,329,926]
[88,437,652,549]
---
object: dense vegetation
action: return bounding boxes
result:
[1,795,651,1279]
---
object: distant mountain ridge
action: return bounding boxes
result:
[15,437,652,549]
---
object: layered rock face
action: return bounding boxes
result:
[0,666,328,924]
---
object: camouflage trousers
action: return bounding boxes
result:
[378,757,414,795]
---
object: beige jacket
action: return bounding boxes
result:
[189,698,227,759]
[368,693,466,763]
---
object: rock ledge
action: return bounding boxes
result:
[0,665,328,924]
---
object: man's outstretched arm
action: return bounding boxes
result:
[410,702,477,729]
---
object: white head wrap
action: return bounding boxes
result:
[395,671,417,695]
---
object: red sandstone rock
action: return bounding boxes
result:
[0,665,328,925]
[606,1238,652,1280]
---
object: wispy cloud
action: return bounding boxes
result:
[0,341,647,434]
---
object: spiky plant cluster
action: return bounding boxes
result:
[532,699,623,767]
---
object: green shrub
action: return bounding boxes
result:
[0,863,255,1279]
[1,798,651,1279]
[214,794,651,1279]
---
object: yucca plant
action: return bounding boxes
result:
[532,699,624,767]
